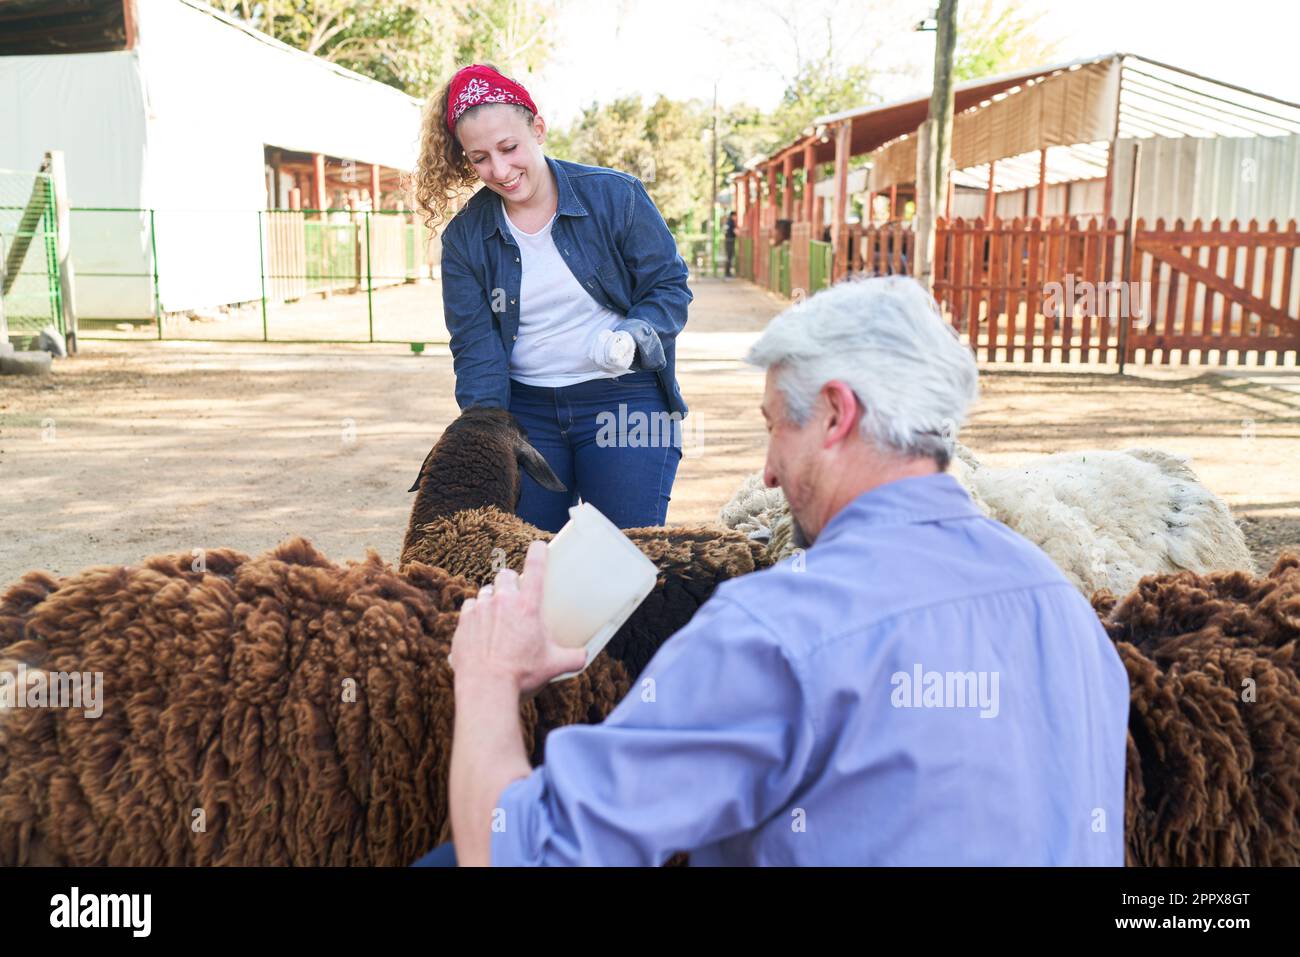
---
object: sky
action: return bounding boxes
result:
[529,0,1299,130]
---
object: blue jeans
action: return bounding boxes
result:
[411,841,457,867]
[508,369,683,533]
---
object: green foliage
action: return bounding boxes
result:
[557,95,704,230]
[954,0,1061,82]
[768,54,879,149]
[208,0,560,97]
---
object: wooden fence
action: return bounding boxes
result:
[741,215,1300,366]
[1129,218,1300,365]
[933,216,1299,365]
[845,221,914,277]
[934,216,1127,362]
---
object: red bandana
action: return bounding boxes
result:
[446,64,539,134]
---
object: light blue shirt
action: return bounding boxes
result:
[492,472,1131,866]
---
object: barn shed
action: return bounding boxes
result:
[0,0,426,323]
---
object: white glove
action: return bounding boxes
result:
[590,329,636,373]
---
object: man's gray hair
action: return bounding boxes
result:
[745,275,979,467]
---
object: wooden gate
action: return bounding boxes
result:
[934,216,1127,362]
[932,216,1300,365]
[1129,218,1300,365]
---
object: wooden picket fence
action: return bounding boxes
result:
[1129,218,1300,365]
[845,221,914,278]
[932,216,1300,365]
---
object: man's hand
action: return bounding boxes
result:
[449,539,589,697]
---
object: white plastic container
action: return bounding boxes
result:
[538,502,658,682]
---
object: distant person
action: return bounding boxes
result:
[412,63,692,534]
[724,211,737,278]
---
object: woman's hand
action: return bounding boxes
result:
[612,318,666,371]
[589,329,636,373]
[449,540,588,698]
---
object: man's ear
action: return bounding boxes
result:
[822,381,862,447]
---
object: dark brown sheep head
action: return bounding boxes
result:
[406,406,566,520]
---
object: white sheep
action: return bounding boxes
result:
[721,443,1256,598]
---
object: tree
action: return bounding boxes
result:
[208,0,562,97]
[557,95,710,231]
[954,0,1060,82]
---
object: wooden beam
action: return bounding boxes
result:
[1136,229,1300,246]
[370,164,381,209]
[1103,59,1124,220]
[889,183,897,220]
[831,122,851,280]
[802,143,816,223]
[767,164,777,227]
[782,152,794,221]
[1036,147,1048,219]
[313,153,327,211]
[984,162,996,223]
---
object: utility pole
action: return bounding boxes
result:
[914,0,958,289]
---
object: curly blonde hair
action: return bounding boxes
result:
[411,62,537,231]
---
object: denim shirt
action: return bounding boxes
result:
[439,155,693,418]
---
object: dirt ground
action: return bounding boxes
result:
[3,275,1298,590]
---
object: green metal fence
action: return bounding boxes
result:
[675,230,721,277]
[1,169,64,338]
[769,243,790,297]
[65,207,437,343]
[737,236,753,280]
[809,239,832,293]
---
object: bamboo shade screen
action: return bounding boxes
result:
[869,59,1120,192]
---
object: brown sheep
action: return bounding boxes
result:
[1093,552,1300,866]
[0,538,630,866]
[402,406,774,678]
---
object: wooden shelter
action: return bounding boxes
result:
[732,54,1300,368]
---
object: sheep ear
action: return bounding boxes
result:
[516,440,566,492]
[408,446,438,493]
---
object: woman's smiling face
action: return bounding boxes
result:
[457,105,547,204]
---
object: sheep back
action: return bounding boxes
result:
[1095,554,1300,865]
[0,538,629,866]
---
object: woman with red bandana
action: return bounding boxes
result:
[412,63,693,534]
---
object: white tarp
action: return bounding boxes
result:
[0,51,153,319]
[0,0,424,318]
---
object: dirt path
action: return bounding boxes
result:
[3,276,1297,588]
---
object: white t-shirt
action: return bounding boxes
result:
[504,208,626,386]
